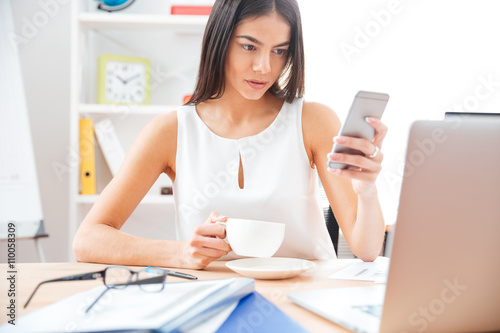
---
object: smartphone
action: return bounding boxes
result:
[328,91,389,169]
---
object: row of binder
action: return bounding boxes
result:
[79,118,125,195]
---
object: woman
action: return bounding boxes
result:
[73,0,387,269]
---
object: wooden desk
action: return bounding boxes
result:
[1,260,378,332]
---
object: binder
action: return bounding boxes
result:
[216,291,308,333]
[79,118,96,195]
[170,6,212,15]
[94,119,125,177]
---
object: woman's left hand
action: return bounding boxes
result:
[327,117,388,195]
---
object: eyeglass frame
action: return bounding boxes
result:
[24,265,197,313]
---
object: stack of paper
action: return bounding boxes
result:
[329,257,390,283]
[1,278,254,332]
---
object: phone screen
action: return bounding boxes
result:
[328,91,389,169]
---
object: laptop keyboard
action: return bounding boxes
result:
[352,304,383,318]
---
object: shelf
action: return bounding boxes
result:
[76,194,174,205]
[69,2,199,260]
[79,13,208,31]
[79,103,177,115]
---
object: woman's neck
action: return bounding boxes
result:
[201,91,281,124]
[194,91,284,140]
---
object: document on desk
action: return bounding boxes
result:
[1,278,254,333]
[329,257,390,283]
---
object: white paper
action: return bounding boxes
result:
[329,256,390,283]
[1,278,253,333]
[182,300,239,333]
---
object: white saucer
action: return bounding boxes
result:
[226,257,315,280]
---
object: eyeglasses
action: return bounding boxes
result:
[24,265,197,313]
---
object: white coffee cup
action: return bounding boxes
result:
[218,218,285,257]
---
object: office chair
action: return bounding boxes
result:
[325,206,388,258]
[324,206,339,256]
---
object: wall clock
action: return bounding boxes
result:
[97,54,151,104]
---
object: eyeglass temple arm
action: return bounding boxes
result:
[85,287,110,313]
[24,271,105,308]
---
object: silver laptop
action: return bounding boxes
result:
[289,118,500,333]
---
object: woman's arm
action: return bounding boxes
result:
[72,111,230,269]
[302,101,386,261]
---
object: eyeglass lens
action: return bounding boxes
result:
[104,266,165,292]
[136,270,165,292]
[104,266,134,288]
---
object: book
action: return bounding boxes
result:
[94,118,125,177]
[170,5,212,15]
[79,118,96,194]
[217,291,309,333]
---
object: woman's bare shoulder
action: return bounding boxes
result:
[151,109,178,131]
[129,109,178,176]
[136,110,178,149]
[302,100,341,140]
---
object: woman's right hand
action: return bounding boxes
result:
[182,211,232,269]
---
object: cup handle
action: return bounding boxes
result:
[215,222,229,243]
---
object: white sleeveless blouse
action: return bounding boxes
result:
[173,98,336,260]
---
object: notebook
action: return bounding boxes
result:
[289,117,500,333]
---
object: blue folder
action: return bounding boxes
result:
[217,291,309,333]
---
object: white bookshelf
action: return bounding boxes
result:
[79,103,177,115]
[75,194,175,205]
[79,13,208,30]
[69,1,207,259]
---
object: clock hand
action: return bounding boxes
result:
[123,73,141,84]
[116,75,127,84]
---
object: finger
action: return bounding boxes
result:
[212,215,227,223]
[193,224,227,239]
[207,211,227,224]
[199,248,229,259]
[191,246,229,260]
[196,244,230,258]
[365,117,388,148]
[190,235,231,254]
[334,136,378,158]
[327,167,378,182]
[328,151,383,172]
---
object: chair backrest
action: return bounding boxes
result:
[324,206,339,255]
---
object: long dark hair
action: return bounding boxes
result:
[186,0,304,105]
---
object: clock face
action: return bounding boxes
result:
[105,61,147,103]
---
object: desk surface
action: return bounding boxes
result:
[1,260,378,332]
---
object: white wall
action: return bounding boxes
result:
[7,0,500,262]
[8,0,71,262]
[299,0,500,224]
